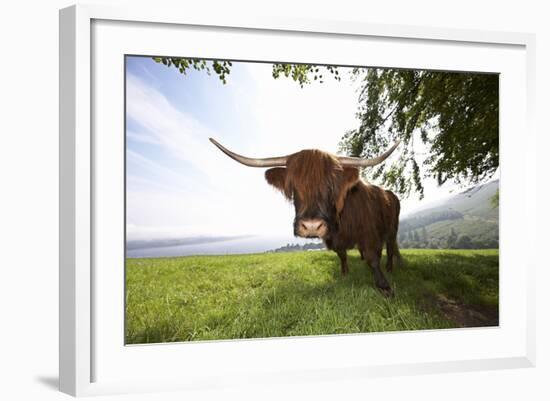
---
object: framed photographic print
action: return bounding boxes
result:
[59,4,536,397]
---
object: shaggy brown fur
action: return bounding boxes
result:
[265,149,401,296]
[266,150,341,213]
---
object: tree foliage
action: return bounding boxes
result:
[456,234,474,249]
[271,64,341,87]
[447,228,458,249]
[337,69,499,198]
[153,58,341,87]
[153,57,233,84]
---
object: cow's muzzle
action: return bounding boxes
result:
[295,218,328,238]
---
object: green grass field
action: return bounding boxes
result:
[125,249,498,344]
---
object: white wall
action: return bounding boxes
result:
[0,0,548,400]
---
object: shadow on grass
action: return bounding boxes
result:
[260,251,499,330]
[397,252,499,327]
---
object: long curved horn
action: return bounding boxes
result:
[338,139,401,167]
[209,138,289,167]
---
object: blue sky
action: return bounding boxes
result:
[125,56,462,241]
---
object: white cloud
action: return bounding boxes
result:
[126,130,162,145]
[126,73,214,169]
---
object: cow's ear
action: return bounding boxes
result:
[265,168,290,199]
[336,167,360,214]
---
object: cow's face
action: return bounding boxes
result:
[265,150,360,239]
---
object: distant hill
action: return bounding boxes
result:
[399,180,499,249]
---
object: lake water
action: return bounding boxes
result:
[126,235,322,258]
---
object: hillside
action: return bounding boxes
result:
[399,180,499,249]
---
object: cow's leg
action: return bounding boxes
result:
[363,248,393,297]
[336,249,349,276]
[359,249,365,260]
[386,239,394,273]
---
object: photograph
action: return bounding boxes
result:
[124,55,499,345]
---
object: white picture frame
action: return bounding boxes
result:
[59,4,536,397]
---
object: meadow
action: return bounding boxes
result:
[125,249,498,344]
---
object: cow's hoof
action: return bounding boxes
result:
[378,286,394,298]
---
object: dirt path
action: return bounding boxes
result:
[435,294,498,327]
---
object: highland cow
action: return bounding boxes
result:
[210,138,402,296]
